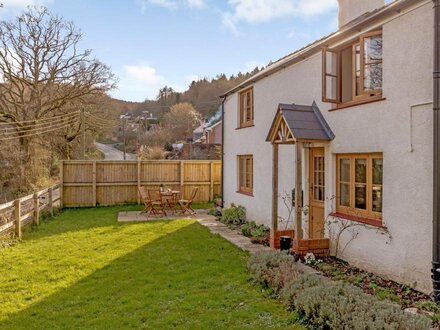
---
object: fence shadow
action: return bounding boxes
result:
[0,222,266,329]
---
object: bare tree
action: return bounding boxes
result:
[0,7,116,191]
[163,102,201,142]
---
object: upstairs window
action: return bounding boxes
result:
[239,87,254,128]
[323,31,383,105]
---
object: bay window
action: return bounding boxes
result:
[336,153,383,221]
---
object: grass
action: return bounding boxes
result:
[0,206,303,329]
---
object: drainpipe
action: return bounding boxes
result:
[220,96,226,208]
[432,0,440,303]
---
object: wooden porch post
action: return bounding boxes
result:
[272,143,279,231]
[295,142,304,240]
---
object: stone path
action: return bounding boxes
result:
[197,213,273,254]
[197,212,322,275]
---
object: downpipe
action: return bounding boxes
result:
[220,97,226,208]
[432,0,440,303]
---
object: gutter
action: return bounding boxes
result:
[220,96,226,208]
[433,0,440,303]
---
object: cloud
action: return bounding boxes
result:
[186,0,205,8]
[118,64,166,100]
[223,0,337,32]
[140,0,178,12]
[2,0,52,9]
[124,64,165,86]
[140,0,205,12]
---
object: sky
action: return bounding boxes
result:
[0,0,342,102]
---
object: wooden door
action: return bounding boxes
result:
[309,148,325,239]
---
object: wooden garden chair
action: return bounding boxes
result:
[138,187,152,214]
[178,187,198,216]
[148,190,167,217]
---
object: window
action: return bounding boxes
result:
[239,87,254,127]
[323,31,383,105]
[238,155,253,194]
[336,153,383,220]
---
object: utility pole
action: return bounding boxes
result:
[123,116,127,160]
[81,109,85,160]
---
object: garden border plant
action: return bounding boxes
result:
[212,204,270,246]
[247,250,432,329]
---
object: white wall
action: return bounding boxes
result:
[223,2,434,293]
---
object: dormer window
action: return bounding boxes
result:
[323,31,383,106]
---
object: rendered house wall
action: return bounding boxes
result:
[223,2,434,292]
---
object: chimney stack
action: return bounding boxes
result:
[338,0,385,28]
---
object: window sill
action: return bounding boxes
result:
[236,124,254,130]
[329,96,386,111]
[329,212,386,229]
[236,190,254,197]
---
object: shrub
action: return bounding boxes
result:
[208,208,222,219]
[279,273,325,307]
[221,203,246,225]
[293,283,431,330]
[247,250,303,293]
[241,221,269,237]
[248,251,431,329]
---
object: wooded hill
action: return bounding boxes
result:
[110,67,262,121]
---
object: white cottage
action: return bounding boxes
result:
[221,0,440,296]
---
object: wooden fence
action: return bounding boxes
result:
[0,184,61,239]
[61,160,222,207]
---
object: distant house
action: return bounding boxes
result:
[204,121,222,145]
[193,121,205,142]
[221,0,439,295]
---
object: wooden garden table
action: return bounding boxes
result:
[160,190,181,213]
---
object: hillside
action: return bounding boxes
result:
[111,67,262,121]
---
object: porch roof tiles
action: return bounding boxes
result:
[266,102,335,143]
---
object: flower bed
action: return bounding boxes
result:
[310,256,440,325]
[292,238,329,257]
[247,250,432,329]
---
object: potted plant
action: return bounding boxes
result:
[270,192,295,249]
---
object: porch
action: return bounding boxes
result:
[266,102,334,256]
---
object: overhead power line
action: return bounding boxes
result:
[0,116,79,138]
[0,112,80,131]
[84,112,118,124]
[0,118,79,141]
[0,111,80,127]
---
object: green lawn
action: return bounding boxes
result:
[0,206,302,329]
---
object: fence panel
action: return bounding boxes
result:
[0,184,61,239]
[61,160,222,207]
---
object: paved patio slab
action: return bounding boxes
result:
[117,211,195,222]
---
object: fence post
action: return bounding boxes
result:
[137,160,141,205]
[92,161,97,207]
[33,193,40,226]
[180,161,185,198]
[60,161,64,208]
[210,161,214,201]
[48,187,54,217]
[14,199,21,239]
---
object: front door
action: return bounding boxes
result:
[308,148,325,239]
